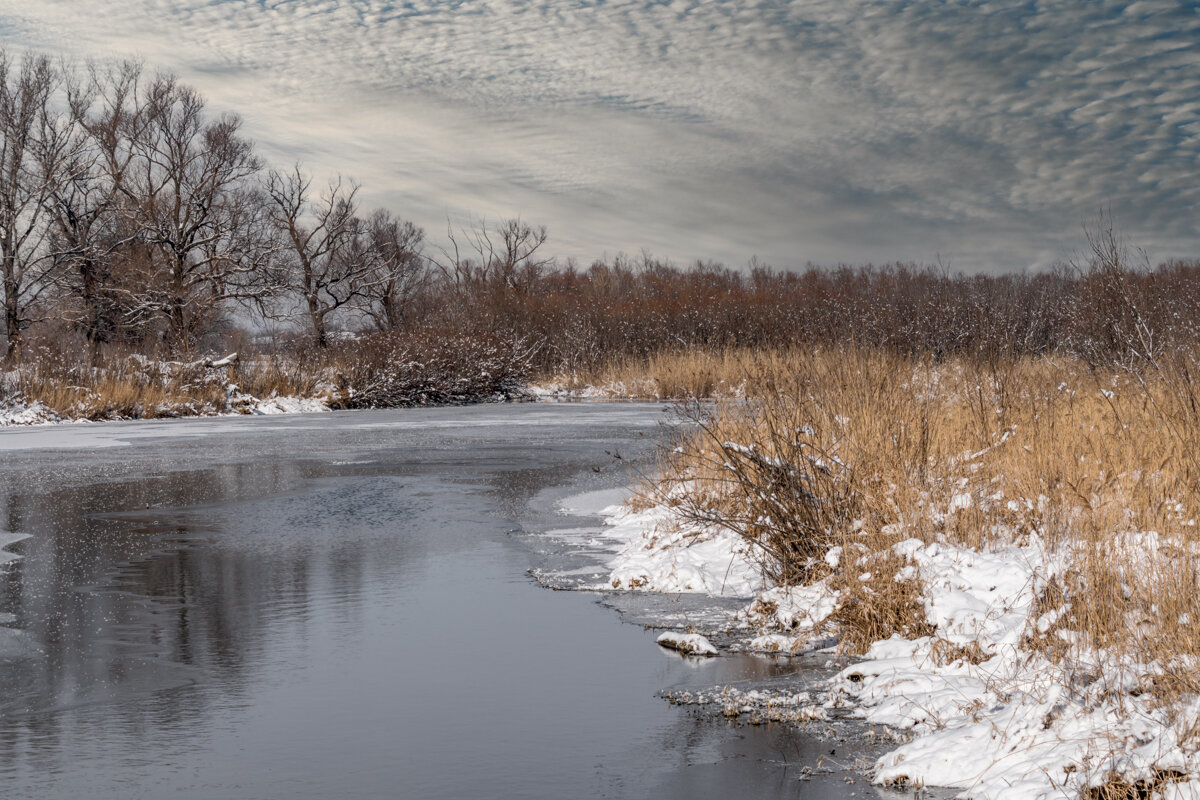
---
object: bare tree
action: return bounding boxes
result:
[0,51,87,361]
[1076,213,1161,370]
[490,217,551,292]
[118,75,267,354]
[44,60,149,359]
[264,165,382,346]
[435,216,550,293]
[362,208,425,331]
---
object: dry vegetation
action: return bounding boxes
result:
[2,332,535,420]
[631,343,1200,721]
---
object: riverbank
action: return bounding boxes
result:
[594,496,1200,798]
[579,347,1200,799]
[0,333,535,427]
[0,344,747,428]
[10,340,1200,797]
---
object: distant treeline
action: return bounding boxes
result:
[2,47,1197,374]
[418,237,1200,374]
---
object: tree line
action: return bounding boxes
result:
[0,50,440,362]
[6,48,1200,376]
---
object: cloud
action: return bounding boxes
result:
[0,0,1197,271]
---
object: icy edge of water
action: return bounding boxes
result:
[586,496,1200,800]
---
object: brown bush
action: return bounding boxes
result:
[330,330,536,409]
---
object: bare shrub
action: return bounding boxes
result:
[664,390,864,586]
[331,331,536,409]
[236,344,331,399]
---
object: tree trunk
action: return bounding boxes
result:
[3,265,19,364]
[309,294,327,347]
[380,289,404,331]
[167,293,188,357]
[165,254,192,357]
[79,258,105,364]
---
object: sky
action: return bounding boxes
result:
[1,0,1198,272]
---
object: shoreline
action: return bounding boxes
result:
[571,491,1200,799]
[0,381,674,430]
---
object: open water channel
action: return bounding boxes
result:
[0,404,902,799]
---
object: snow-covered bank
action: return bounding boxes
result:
[527,380,742,402]
[0,352,338,428]
[2,336,536,429]
[602,500,765,597]
[0,392,332,428]
[583,494,1200,799]
[235,395,332,416]
[0,399,63,427]
[527,381,662,401]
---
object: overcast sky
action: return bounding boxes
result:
[1,0,1197,272]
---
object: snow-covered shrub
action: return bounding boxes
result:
[332,331,537,408]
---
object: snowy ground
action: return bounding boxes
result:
[527,381,659,400]
[567,494,1200,799]
[0,394,331,428]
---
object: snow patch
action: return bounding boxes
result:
[248,396,331,415]
[603,501,764,597]
[737,581,841,653]
[656,631,718,656]
[597,487,1200,797]
[0,400,63,427]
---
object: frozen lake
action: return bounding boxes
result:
[0,405,889,799]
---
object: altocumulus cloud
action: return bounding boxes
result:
[2,0,1198,271]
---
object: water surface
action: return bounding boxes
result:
[0,405,890,799]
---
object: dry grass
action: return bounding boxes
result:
[635,345,1200,688]
[236,350,333,400]
[15,352,235,419]
[5,331,534,420]
[828,550,935,653]
[539,347,803,399]
[1084,770,1189,799]
[8,345,338,420]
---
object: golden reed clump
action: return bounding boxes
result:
[617,345,1200,695]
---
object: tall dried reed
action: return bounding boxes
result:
[640,345,1200,705]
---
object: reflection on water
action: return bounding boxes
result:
[0,406,889,799]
